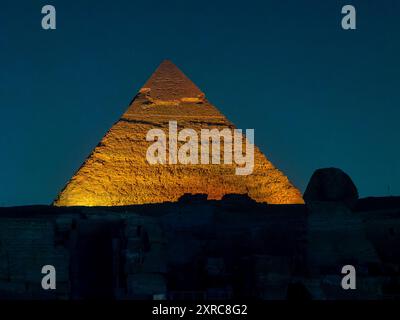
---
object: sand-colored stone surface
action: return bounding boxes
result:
[54,60,303,206]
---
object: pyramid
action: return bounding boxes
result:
[54,60,303,206]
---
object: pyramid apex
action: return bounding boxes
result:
[141,60,204,101]
[160,59,175,64]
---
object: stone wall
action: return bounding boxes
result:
[0,193,399,300]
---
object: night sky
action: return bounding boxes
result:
[0,0,399,206]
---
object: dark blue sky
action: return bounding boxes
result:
[0,0,399,206]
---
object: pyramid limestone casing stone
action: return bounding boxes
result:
[54,60,303,206]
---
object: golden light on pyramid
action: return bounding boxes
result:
[54,60,304,206]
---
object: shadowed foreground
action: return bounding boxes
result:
[1,182,400,299]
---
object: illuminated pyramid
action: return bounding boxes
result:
[54,60,303,206]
